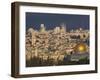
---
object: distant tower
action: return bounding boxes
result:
[60,23,66,33]
[40,24,46,32]
[54,27,60,33]
[79,28,83,31]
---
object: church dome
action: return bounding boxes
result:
[28,28,34,33]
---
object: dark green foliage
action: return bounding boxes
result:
[26,57,89,67]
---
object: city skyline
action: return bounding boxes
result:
[26,12,89,31]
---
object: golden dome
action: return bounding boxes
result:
[74,43,87,53]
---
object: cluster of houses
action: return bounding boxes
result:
[26,24,89,66]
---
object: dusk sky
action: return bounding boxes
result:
[26,12,89,31]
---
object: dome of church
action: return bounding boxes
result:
[28,28,34,33]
